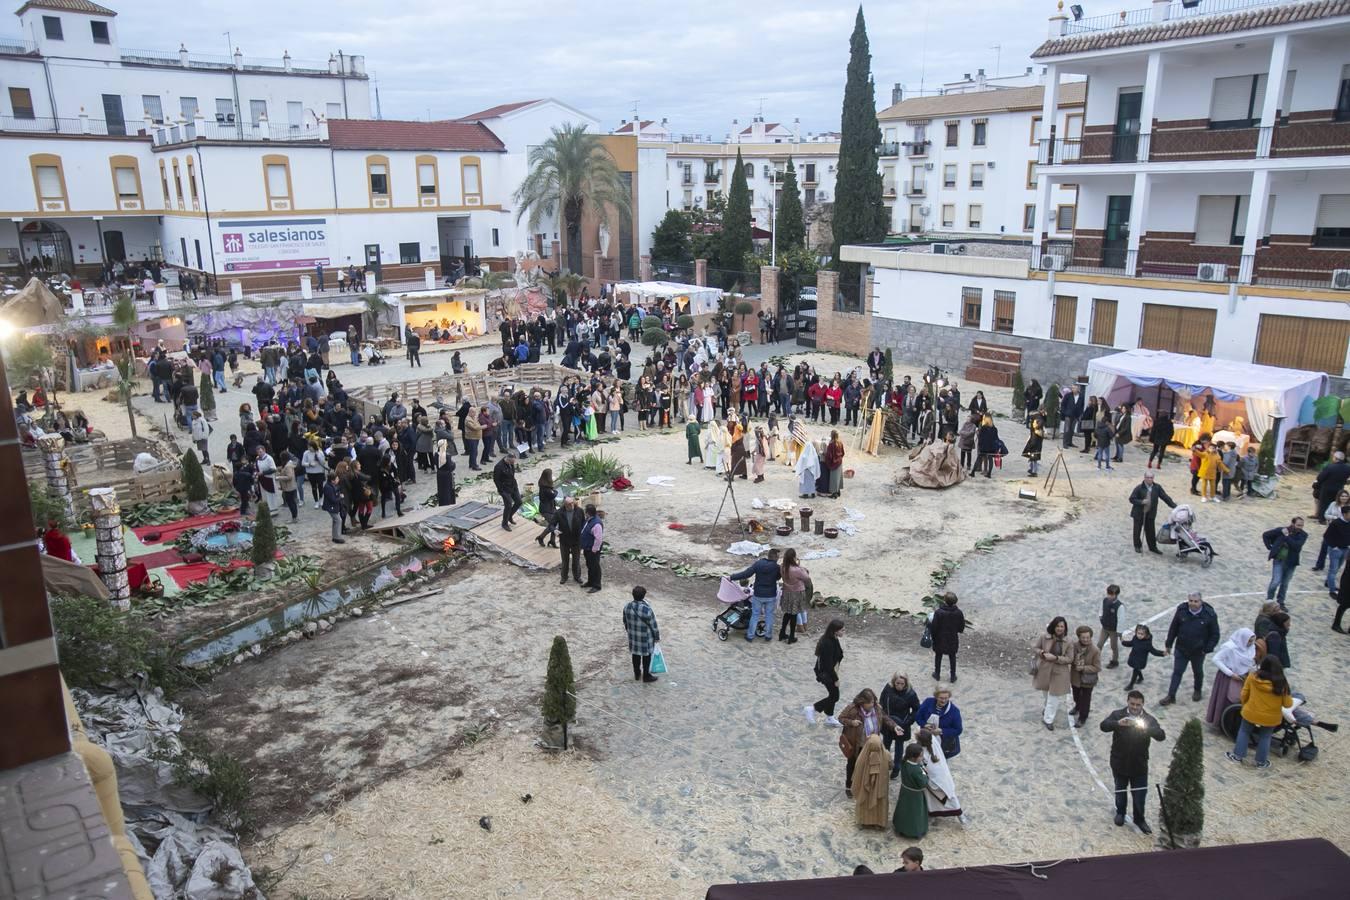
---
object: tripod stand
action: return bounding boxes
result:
[1042,448,1077,498]
[708,468,746,542]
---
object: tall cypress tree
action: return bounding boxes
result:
[832,7,888,273]
[776,159,806,252]
[720,149,753,278]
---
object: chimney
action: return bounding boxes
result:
[963,72,971,81]
[793,116,800,141]
[1152,0,1172,23]
[232,46,242,69]
[178,43,189,67]
[1049,1,1069,38]
[283,50,292,73]
[1025,66,1033,75]
[891,82,903,105]
[976,68,986,89]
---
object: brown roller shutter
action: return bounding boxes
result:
[1090,298,1118,346]
[1139,304,1216,357]
[1254,314,1350,375]
[1052,295,1076,341]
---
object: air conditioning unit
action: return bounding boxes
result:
[924,163,935,171]
[1332,269,1350,290]
[932,243,949,255]
[816,191,830,201]
[1196,262,1228,282]
[920,206,931,216]
[987,161,996,169]
[1039,254,1065,272]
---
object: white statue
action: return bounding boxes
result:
[598,223,611,257]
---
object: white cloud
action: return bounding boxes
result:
[108,0,1051,131]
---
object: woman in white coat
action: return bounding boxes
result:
[916,724,964,823]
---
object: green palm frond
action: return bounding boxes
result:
[514,123,632,234]
[460,271,515,291]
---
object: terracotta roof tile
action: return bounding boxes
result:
[878,82,1086,120]
[326,119,505,152]
[1032,0,1350,58]
[17,0,115,14]
[455,99,544,120]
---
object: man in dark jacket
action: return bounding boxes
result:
[1128,471,1176,554]
[1314,451,1350,522]
[879,674,920,778]
[321,472,346,544]
[1320,504,1350,595]
[556,496,585,585]
[729,550,782,643]
[1160,591,1220,705]
[580,505,605,593]
[1263,516,1307,608]
[492,452,521,530]
[1100,691,1165,833]
[929,591,966,682]
[1061,386,1083,448]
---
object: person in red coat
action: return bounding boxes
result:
[825,379,844,426]
[740,370,758,419]
[42,525,76,562]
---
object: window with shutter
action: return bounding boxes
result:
[114,167,138,198]
[418,162,437,195]
[1195,196,1240,246]
[1140,304,1216,356]
[1314,194,1350,248]
[1090,298,1117,346]
[36,166,62,200]
[369,163,389,196]
[993,291,1015,334]
[1255,314,1350,375]
[961,287,982,328]
[1052,295,1076,341]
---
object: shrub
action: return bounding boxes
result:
[182,449,209,503]
[1012,370,1025,411]
[542,635,577,749]
[559,448,625,486]
[51,594,182,693]
[251,502,276,567]
[173,735,252,832]
[198,372,215,414]
[1257,425,1278,477]
[1044,383,1061,430]
[882,348,894,384]
[733,300,754,333]
[29,479,72,532]
[1159,717,1205,848]
[676,314,695,331]
[640,328,668,349]
[641,315,666,331]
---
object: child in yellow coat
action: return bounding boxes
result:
[1198,441,1229,503]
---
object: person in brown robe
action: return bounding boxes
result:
[851,733,891,828]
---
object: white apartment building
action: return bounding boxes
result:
[877,81,1086,238]
[0,0,369,138]
[844,0,1350,387]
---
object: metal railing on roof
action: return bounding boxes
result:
[0,36,36,55]
[120,48,342,75]
[0,115,116,136]
[1064,0,1292,35]
[150,120,324,146]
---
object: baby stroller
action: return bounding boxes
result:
[712,577,765,641]
[1221,692,1336,762]
[1157,504,1215,567]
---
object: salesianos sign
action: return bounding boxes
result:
[220,217,331,272]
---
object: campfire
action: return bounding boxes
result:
[442,536,458,553]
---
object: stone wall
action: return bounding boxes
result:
[870,316,1111,388]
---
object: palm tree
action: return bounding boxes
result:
[514,123,632,275]
[459,270,515,291]
[542,270,586,309]
[111,295,139,438]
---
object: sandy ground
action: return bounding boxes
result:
[70,343,1348,896]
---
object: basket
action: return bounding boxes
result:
[140,575,164,599]
[776,525,793,536]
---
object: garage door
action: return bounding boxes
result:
[1254,314,1350,375]
[1139,304,1217,357]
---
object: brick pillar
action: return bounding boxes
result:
[89,488,131,611]
[38,435,74,525]
[815,270,873,354]
[639,254,652,282]
[760,265,780,318]
[694,258,707,287]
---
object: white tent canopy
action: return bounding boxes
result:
[1085,349,1327,462]
[620,281,721,315]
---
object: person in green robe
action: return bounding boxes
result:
[686,419,703,465]
[893,743,930,839]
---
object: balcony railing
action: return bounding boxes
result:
[1063,0,1287,35]
[119,47,346,76]
[876,141,900,157]
[1042,241,1345,291]
[903,139,931,157]
[1041,120,1350,165]
[151,121,324,145]
[704,171,721,183]
[0,115,119,136]
[0,36,36,55]
[903,180,926,197]
[882,183,897,198]
[681,173,694,185]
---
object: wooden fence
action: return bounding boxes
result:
[71,469,185,514]
[349,362,581,418]
[22,437,159,482]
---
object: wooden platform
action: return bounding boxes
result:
[470,516,559,570]
[367,500,499,538]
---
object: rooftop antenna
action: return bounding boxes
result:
[373,71,382,120]
[991,44,1002,77]
[757,97,766,118]
[918,0,930,97]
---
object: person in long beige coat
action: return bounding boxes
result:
[851,734,891,828]
[1031,616,1074,730]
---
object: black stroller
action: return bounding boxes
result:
[712,578,766,641]
[1221,692,1335,762]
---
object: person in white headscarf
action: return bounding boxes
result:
[703,419,724,473]
[1205,627,1257,727]
[795,439,821,499]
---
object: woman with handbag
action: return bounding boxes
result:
[806,619,846,726]
[1068,625,1102,728]
[534,469,559,548]
[836,688,901,798]
[915,685,963,760]
[928,591,966,683]
[879,673,920,778]
[1032,616,1074,730]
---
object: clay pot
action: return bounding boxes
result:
[823,527,839,539]
[814,519,825,535]
[776,525,793,536]
[800,507,813,530]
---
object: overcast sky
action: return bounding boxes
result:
[109,0,1053,135]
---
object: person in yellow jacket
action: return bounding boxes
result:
[1198,441,1229,503]
[1225,655,1294,769]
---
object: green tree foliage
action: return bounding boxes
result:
[676,314,695,332]
[1044,383,1061,430]
[29,480,72,532]
[51,594,182,693]
[251,502,277,568]
[1012,370,1026,411]
[181,448,209,503]
[543,271,587,308]
[734,300,755,334]
[514,123,632,274]
[640,327,669,349]
[542,635,577,748]
[720,150,753,279]
[776,160,806,252]
[2,335,55,391]
[1159,717,1205,847]
[198,372,215,414]
[882,348,894,384]
[689,192,726,265]
[831,7,888,270]
[651,209,692,262]
[1257,425,1278,477]
[112,295,139,438]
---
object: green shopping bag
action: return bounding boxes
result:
[649,644,668,674]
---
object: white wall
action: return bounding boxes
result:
[636,145,667,257]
